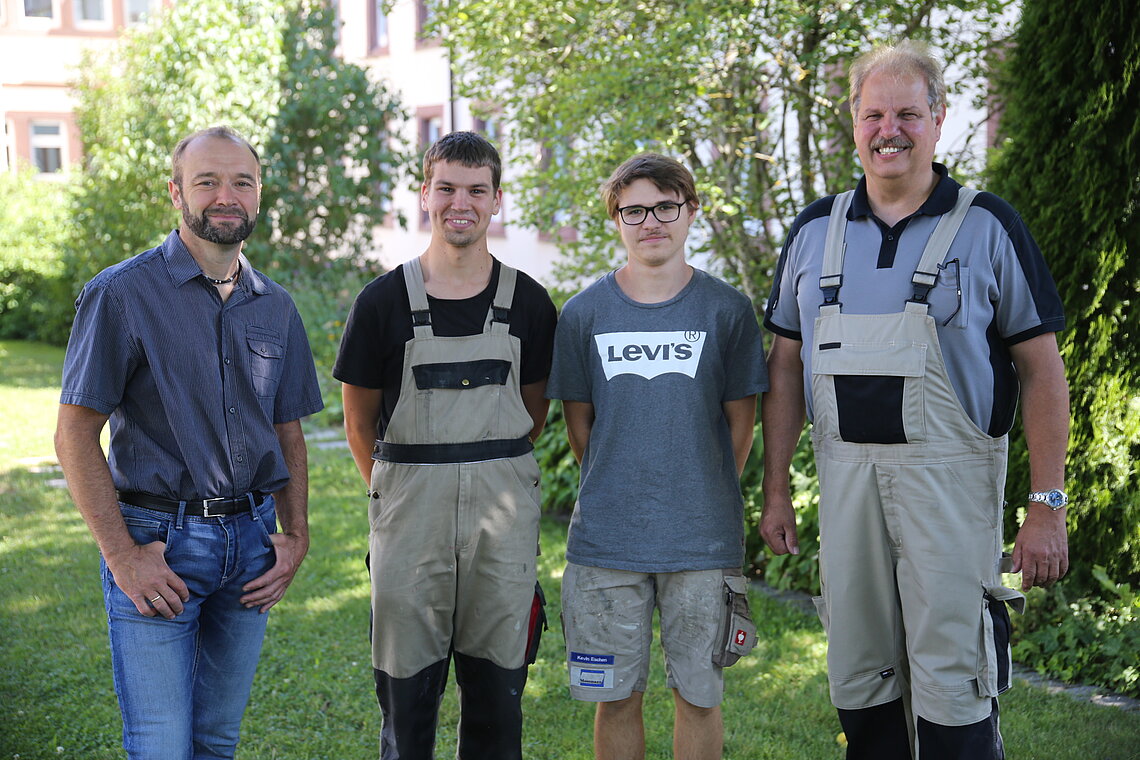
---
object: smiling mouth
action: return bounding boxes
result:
[872,140,912,155]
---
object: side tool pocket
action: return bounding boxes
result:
[713,573,758,667]
[525,581,548,665]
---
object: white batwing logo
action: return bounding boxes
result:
[593,331,706,380]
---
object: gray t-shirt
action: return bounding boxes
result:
[547,268,769,572]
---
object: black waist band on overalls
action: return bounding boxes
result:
[372,436,533,464]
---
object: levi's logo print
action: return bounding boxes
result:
[594,331,706,380]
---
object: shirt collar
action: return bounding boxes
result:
[850,163,961,220]
[160,229,269,296]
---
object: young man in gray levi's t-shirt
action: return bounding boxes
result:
[546,153,767,759]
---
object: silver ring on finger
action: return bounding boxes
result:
[149,595,163,604]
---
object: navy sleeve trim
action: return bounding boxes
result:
[1006,318,1066,346]
[762,319,802,342]
[764,195,833,334]
[974,192,1066,328]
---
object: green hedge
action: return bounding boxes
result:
[0,171,73,345]
[987,0,1140,592]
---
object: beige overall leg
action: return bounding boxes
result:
[810,190,1024,760]
[368,259,542,760]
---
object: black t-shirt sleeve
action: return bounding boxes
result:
[332,268,409,389]
[512,271,558,386]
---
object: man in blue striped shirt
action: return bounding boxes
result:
[55,125,323,760]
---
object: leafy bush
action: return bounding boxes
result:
[56,0,410,341]
[744,429,821,592]
[1013,566,1140,698]
[0,171,72,344]
[282,260,383,429]
[533,401,580,515]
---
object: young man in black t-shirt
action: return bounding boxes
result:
[334,132,556,760]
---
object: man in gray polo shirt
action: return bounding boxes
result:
[760,41,1069,759]
[55,126,323,760]
[548,153,767,760]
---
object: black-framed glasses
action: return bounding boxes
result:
[616,201,684,225]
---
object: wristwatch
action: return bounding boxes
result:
[1027,489,1068,510]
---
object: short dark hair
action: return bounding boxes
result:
[600,153,700,219]
[422,131,503,190]
[171,126,260,186]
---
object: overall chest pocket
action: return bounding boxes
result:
[410,359,512,442]
[412,359,511,390]
[813,341,927,443]
[246,327,284,399]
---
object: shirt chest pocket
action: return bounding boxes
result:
[246,327,284,399]
[931,261,970,329]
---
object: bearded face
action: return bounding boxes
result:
[180,201,258,245]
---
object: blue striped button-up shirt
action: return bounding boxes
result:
[61,230,324,500]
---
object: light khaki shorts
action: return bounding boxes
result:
[561,563,730,708]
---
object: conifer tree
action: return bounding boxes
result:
[988,0,1140,586]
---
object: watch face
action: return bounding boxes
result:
[1046,490,1066,508]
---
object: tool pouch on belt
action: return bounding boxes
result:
[713,574,757,667]
[525,581,548,665]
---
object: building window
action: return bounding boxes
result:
[417,106,445,228]
[369,0,389,54]
[124,0,159,25]
[420,115,442,150]
[75,0,108,23]
[537,142,578,243]
[415,0,439,46]
[30,122,64,173]
[23,0,54,18]
[472,115,501,146]
[471,110,506,237]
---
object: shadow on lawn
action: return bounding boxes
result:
[4,452,1139,759]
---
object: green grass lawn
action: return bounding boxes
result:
[1,340,1137,759]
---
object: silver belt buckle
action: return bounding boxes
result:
[201,497,226,517]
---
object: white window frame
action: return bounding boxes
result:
[123,0,160,26]
[73,0,113,29]
[370,0,389,53]
[30,120,66,174]
[19,0,59,27]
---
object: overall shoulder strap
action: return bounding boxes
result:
[402,257,434,338]
[910,187,980,304]
[487,261,517,334]
[819,190,855,312]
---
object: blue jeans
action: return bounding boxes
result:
[102,496,278,760]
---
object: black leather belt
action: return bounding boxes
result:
[116,491,266,517]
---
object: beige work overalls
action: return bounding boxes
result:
[810,189,1026,750]
[366,258,542,759]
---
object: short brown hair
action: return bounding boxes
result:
[849,39,947,117]
[422,131,502,190]
[600,153,699,219]
[171,126,260,186]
